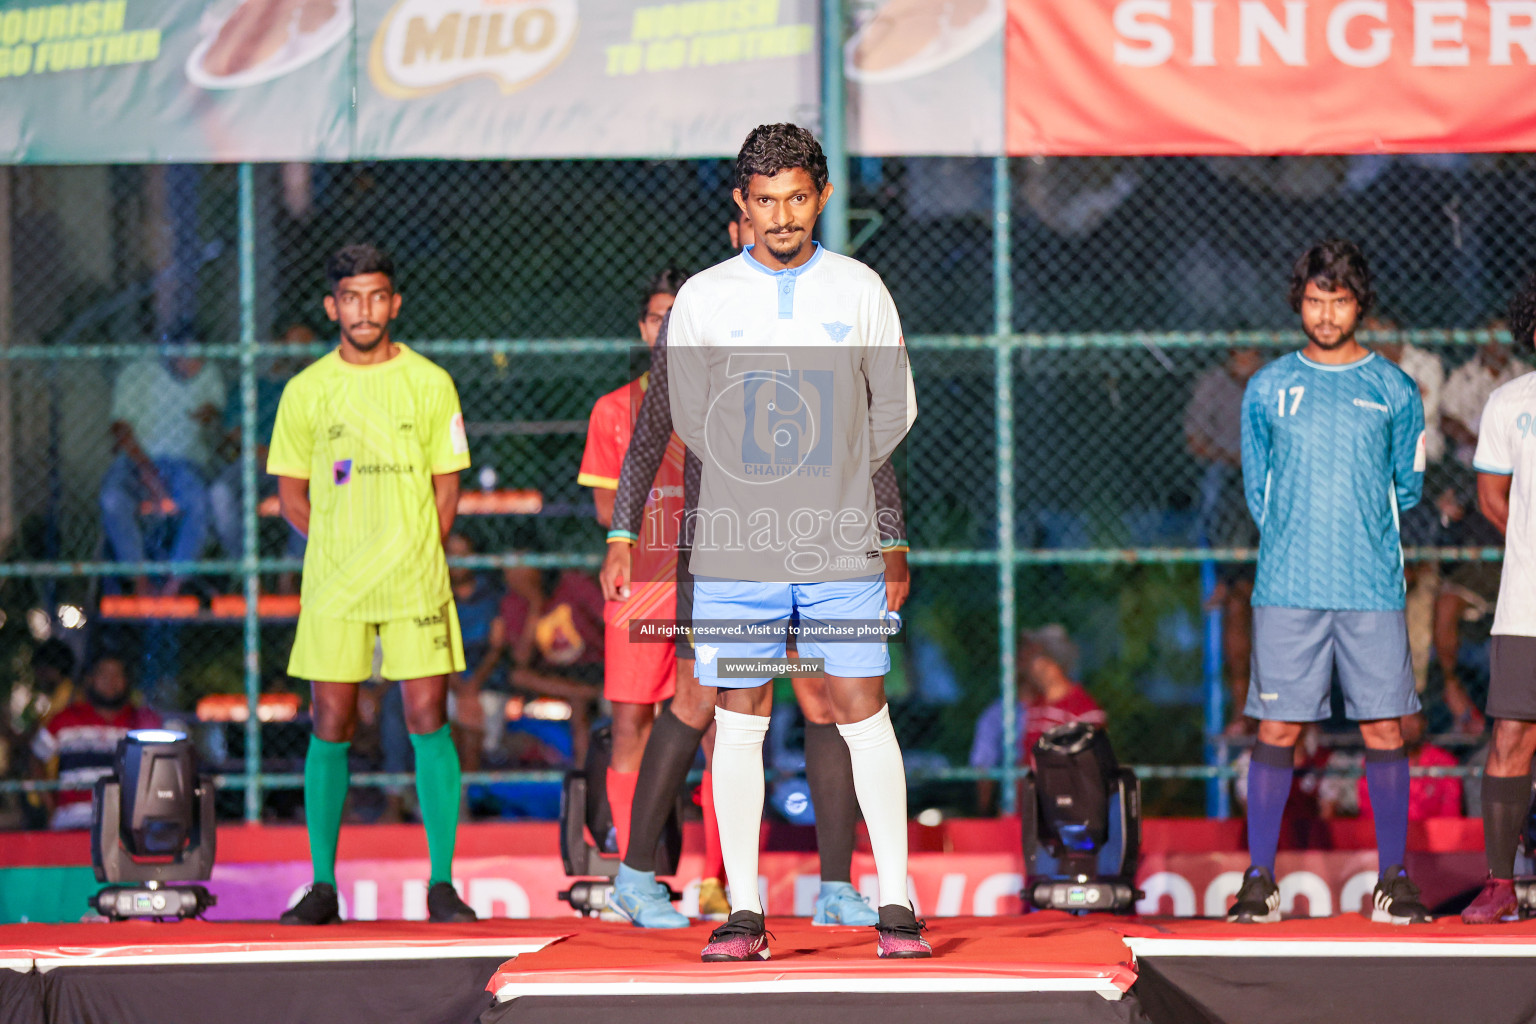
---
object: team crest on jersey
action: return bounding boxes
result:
[333,459,353,486]
[821,321,853,344]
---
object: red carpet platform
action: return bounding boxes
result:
[483,913,1536,1024]
[5,912,1536,1023]
[484,915,1137,1024]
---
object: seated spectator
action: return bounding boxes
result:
[1369,312,1446,464]
[101,334,225,595]
[500,565,604,764]
[1442,320,1531,467]
[502,567,604,679]
[210,323,311,576]
[1019,624,1106,754]
[31,655,160,830]
[969,697,1026,815]
[447,534,506,774]
[1434,523,1502,735]
[1358,713,1464,820]
[971,624,1105,814]
[29,639,76,726]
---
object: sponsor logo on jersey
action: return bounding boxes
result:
[328,424,346,440]
[356,463,415,474]
[1353,397,1389,413]
[415,611,446,628]
[369,0,580,99]
[333,459,353,486]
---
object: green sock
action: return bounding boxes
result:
[303,735,350,888]
[410,725,462,886]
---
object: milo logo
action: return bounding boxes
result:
[370,0,579,97]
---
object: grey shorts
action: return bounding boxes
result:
[1246,607,1419,722]
[1488,635,1536,721]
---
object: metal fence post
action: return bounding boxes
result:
[993,156,1018,814]
[0,167,13,552]
[820,0,848,254]
[237,164,262,824]
[1201,561,1230,818]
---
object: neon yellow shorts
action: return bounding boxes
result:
[288,601,466,683]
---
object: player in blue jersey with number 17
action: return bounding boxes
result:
[1230,239,1430,925]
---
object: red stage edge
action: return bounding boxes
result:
[9,913,1536,1024]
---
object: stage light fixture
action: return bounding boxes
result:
[90,729,218,921]
[557,720,684,915]
[1021,721,1142,914]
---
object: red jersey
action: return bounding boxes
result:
[32,701,162,811]
[579,373,685,602]
[1023,684,1107,760]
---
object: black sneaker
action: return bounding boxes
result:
[427,882,478,922]
[875,903,932,958]
[1227,866,1281,923]
[701,910,771,962]
[1372,865,1431,924]
[280,883,341,925]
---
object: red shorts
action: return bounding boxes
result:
[603,580,678,705]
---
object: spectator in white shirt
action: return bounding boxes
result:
[1368,313,1446,465]
[1443,318,1531,467]
[100,330,225,595]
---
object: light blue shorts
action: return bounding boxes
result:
[1246,607,1419,722]
[691,576,890,688]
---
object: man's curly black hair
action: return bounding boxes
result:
[1287,238,1375,315]
[733,123,829,198]
[1507,271,1536,353]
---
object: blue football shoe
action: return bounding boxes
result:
[611,864,690,929]
[813,881,879,926]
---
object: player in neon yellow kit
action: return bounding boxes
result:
[270,244,476,924]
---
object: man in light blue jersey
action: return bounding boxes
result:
[1231,239,1430,925]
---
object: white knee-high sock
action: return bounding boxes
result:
[711,706,771,915]
[837,705,910,910]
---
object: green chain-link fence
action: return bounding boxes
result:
[0,155,1530,826]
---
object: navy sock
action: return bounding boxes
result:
[1364,746,1410,877]
[1246,742,1295,873]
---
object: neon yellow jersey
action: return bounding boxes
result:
[267,345,471,622]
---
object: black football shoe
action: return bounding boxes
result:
[280,883,342,925]
[427,881,478,922]
[1227,866,1281,923]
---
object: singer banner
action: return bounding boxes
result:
[1007,0,1536,155]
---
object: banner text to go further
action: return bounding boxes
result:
[605,0,812,76]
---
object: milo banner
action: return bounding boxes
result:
[0,0,819,162]
[0,0,353,162]
[354,0,818,158]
